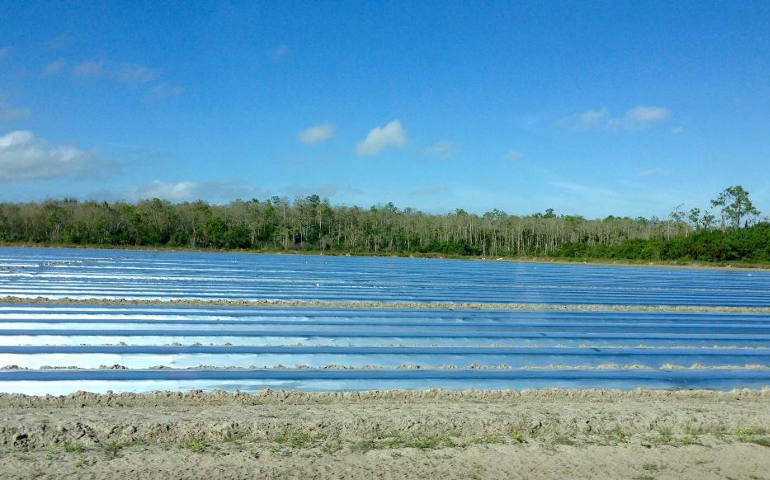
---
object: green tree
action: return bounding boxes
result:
[710,185,760,229]
[699,210,716,230]
[3,185,768,264]
[687,208,700,228]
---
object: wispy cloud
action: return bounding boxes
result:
[148,84,184,100]
[71,60,104,77]
[638,168,664,177]
[298,123,335,144]
[0,47,9,60]
[556,106,672,131]
[48,59,156,83]
[579,108,611,129]
[356,120,407,155]
[271,45,289,60]
[503,149,522,162]
[129,180,258,203]
[624,106,671,129]
[133,180,200,201]
[423,140,456,160]
[556,108,611,131]
[43,58,67,76]
[547,180,682,217]
[115,63,156,83]
[0,97,31,121]
[671,126,685,134]
[0,130,106,180]
[43,34,74,50]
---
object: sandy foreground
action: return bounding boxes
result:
[0,389,767,479]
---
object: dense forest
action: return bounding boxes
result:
[1,186,767,263]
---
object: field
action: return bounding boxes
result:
[1,246,770,478]
[2,247,770,305]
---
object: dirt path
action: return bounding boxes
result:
[4,295,770,313]
[1,389,769,479]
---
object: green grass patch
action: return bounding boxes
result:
[101,441,124,458]
[63,443,85,454]
[351,439,378,452]
[274,428,320,449]
[736,428,768,442]
[179,438,207,453]
[320,439,343,453]
[684,425,701,436]
[552,435,576,446]
[746,437,770,447]
[651,428,673,446]
[680,435,704,446]
[405,435,455,449]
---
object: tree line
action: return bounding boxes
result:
[0,186,766,263]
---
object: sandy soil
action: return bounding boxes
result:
[1,388,769,479]
[4,295,770,314]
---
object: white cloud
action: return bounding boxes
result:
[356,120,407,155]
[0,98,30,121]
[131,181,362,204]
[0,47,9,60]
[556,108,610,130]
[557,106,672,131]
[148,84,184,100]
[624,106,671,128]
[503,149,522,162]
[114,63,156,83]
[130,180,257,202]
[577,108,610,128]
[298,123,335,144]
[671,126,684,134]
[49,59,156,83]
[423,140,456,160]
[132,181,200,201]
[0,130,103,180]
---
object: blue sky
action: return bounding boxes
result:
[1,1,769,218]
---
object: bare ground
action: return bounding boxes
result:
[3,295,770,313]
[1,388,769,479]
